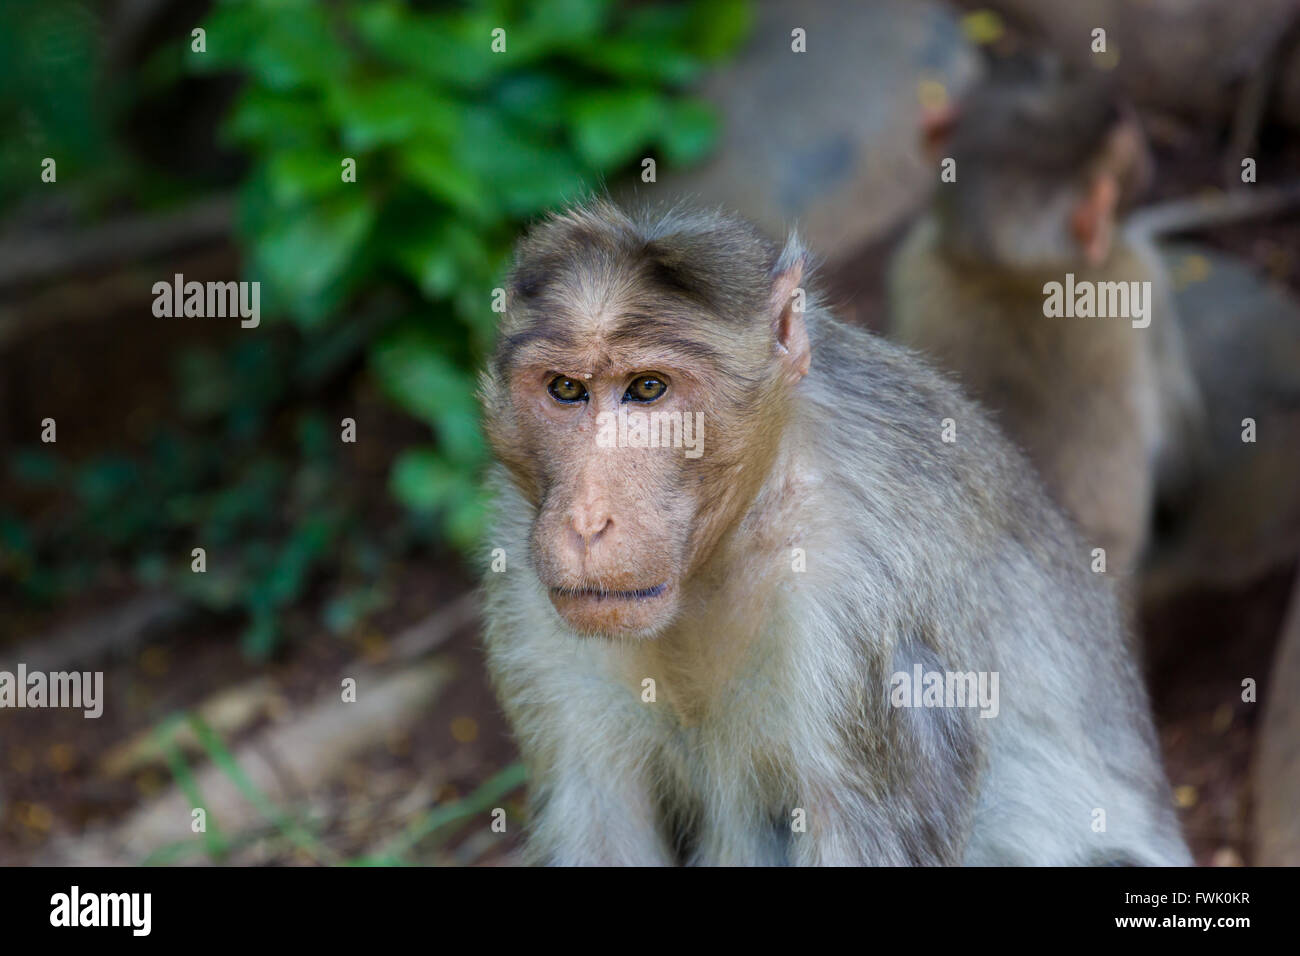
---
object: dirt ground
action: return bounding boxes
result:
[0,244,525,865]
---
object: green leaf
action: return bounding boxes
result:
[0,513,34,558]
[75,457,139,506]
[253,192,376,324]
[683,0,754,60]
[389,216,497,301]
[370,329,486,465]
[491,72,574,132]
[358,761,526,864]
[187,713,330,859]
[323,585,389,635]
[243,5,351,92]
[401,143,494,220]
[389,448,464,513]
[659,98,720,166]
[157,721,230,862]
[570,88,666,168]
[445,485,492,551]
[352,3,505,89]
[10,450,61,484]
[191,1,264,73]
[508,0,613,57]
[224,88,331,151]
[265,147,346,205]
[263,516,336,607]
[175,347,233,421]
[573,36,701,85]
[456,110,589,214]
[327,79,460,151]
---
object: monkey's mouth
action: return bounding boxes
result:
[549,583,668,601]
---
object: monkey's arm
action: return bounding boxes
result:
[492,676,676,865]
[483,612,675,864]
[788,731,983,864]
[521,744,675,866]
[790,639,986,866]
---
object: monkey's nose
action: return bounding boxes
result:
[570,511,612,551]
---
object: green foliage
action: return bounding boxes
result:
[353,761,528,865]
[0,2,124,206]
[2,0,749,656]
[192,0,749,539]
[144,712,335,865]
[2,325,403,658]
[141,709,527,865]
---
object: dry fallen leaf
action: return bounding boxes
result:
[20,802,53,832]
[46,743,75,774]
[1211,704,1234,734]
[451,716,479,744]
[99,676,278,777]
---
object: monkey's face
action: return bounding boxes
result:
[936,79,1152,273]
[483,202,810,639]
[494,348,723,639]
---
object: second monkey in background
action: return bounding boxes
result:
[888,65,1203,576]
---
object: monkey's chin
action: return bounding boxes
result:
[547,582,677,639]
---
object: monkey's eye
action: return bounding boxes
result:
[547,375,588,404]
[624,375,667,403]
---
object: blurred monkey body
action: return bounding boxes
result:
[892,223,1180,574]
[481,200,1189,866]
[890,71,1203,575]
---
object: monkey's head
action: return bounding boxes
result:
[481,200,811,639]
[923,64,1153,272]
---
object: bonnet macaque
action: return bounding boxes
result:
[889,68,1203,575]
[480,199,1190,866]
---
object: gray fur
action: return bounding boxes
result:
[481,203,1191,866]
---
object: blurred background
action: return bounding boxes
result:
[1,0,1298,866]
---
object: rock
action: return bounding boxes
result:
[97,676,280,779]
[634,0,980,262]
[0,592,183,673]
[1143,244,1300,599]
[49,658,454,865]
[977,0,1298,127]
[1254,569,1300,865]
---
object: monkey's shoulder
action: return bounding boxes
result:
[808,316,1022,466]
[803,319,1077,560]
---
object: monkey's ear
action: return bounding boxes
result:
[1070,174,1119,266]
[920,103,958,161]
[770,253,811,382]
